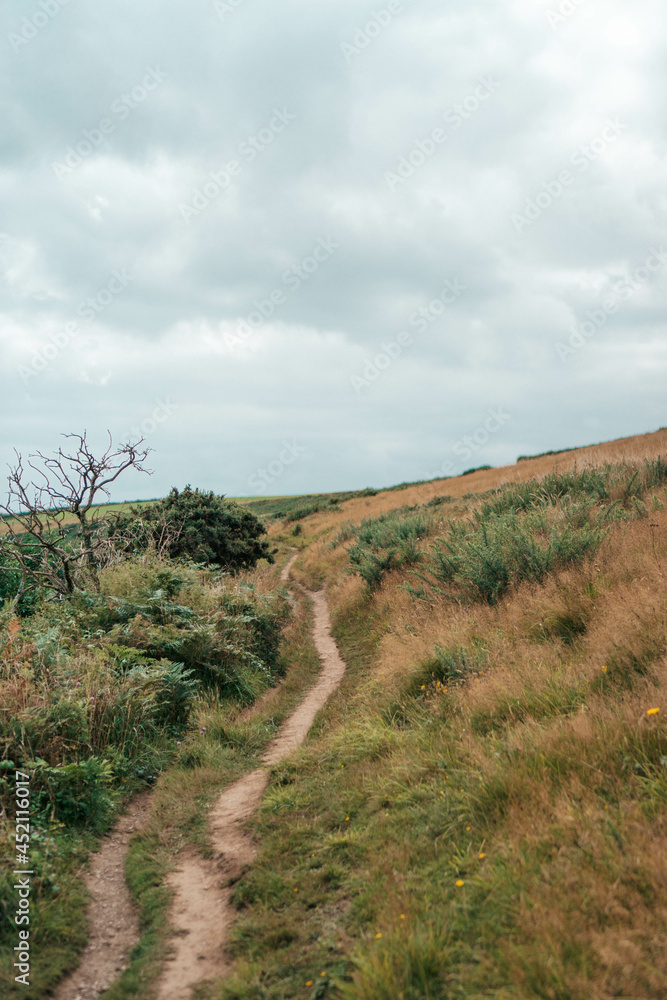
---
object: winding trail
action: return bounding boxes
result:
[156,555,346,999]
[50,553,344,1000]
[52,793,151,1000]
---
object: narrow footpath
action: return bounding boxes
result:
[52,553,347,1000]
[156,558,346,998]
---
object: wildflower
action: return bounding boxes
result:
[399,913,405,919]
[306,981,313,987]
[420,685,426,690]
[601,665,608,672]
[176,741,181,746]
[466,825,471,831]
[320,971,326,977]
[455,880,464,887]
[375,932,382,939]
[478,852,486,859]
[345,816,350,822]
[294,887,298,892]
[647,707,660,716]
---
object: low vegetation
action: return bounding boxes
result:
[114,485,275,570]
[4,428,667,1000]
[214,441,667,1000]
[0,434,289,998]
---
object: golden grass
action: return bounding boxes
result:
[220,431,667,999]
[272,426,667,546]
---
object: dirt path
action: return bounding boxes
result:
[52,793,152,1000]
[156,568,346,999]
[50,551,343,1000]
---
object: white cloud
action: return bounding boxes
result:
[0,0,666,497]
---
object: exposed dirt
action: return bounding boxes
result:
[156,563,346,999]
[50,551,345,1000]
[280,550,299,583]
[51,792,152,1000]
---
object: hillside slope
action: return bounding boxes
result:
[3,427,667,1000]
[217,427,667,999]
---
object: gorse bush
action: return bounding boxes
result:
[114,485,274,571]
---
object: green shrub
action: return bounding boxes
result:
[343,511,435,590]
[461,464,492,475]
[113,486,273,571]
[420,507,605,604]
[30,757,115,830]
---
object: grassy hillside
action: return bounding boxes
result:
[214,427,667,999]
[3,427,667,999]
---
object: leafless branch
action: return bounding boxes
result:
[0,431,152,596]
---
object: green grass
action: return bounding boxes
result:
[99,588,323,1000]
[0,556,292,998]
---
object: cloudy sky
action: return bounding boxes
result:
[1,0,666,500]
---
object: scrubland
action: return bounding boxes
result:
[3,427,667,999]
[214,428,667,1000]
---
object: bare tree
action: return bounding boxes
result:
[0,432,151,597]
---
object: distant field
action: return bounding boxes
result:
[0,489,380,531]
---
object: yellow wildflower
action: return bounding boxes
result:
[478,852,486,859]
[455,879,464,887]
[375,932,383,939]
[647,707,660,716]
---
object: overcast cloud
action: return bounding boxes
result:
[1,0,666,499]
